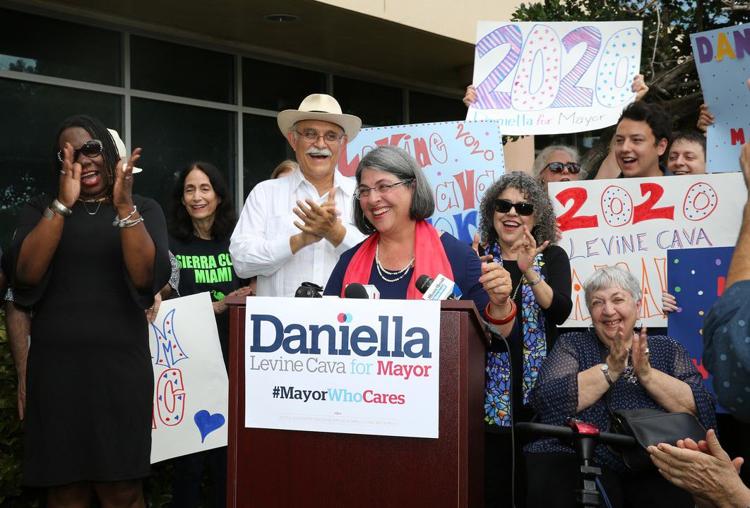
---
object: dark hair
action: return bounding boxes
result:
[352,146,434,234]
[669,130,706,158]
[478,171,557,248]
[53,115,120,192]
[168,161,237,241]
[617,102,672,144]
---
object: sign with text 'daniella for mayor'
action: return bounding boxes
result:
[691,22,750,172]
[245,297,441,438]
[337,121,505,244]
[468,21,643,135]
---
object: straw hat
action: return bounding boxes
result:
[277,94,361,140]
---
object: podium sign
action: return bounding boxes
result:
[244,297,441,438]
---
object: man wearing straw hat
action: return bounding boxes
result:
[230,93,365,296]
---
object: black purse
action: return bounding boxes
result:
[609,407,707,471]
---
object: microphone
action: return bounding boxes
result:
[344,283,370,299]
[415,274,463,300]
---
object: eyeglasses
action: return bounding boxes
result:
[355,179,414,199]
[494,198,534,216]
[57,139,103,163]
[543,161,581,174]
[294,128,345,143]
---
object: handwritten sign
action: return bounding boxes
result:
[667,246,734,413]
[550,173,743,327]
[467,21,643,135]
[245,297,441,438]
[691,23,750,172]
[150,292,228,463]
[337,121,504,243]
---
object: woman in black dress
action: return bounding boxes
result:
[11,115,171,507]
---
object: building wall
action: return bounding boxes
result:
[317,0,520,43]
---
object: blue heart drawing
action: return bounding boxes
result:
[194,410,226,443]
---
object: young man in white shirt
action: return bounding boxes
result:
[230,94,366,296]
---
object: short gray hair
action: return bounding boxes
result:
[583,266,642,310]
[352,146,435,234]
[532,145,582,180]
[477,171,557,248]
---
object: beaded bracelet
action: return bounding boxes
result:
[485,299,517,325]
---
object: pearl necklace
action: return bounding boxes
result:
[375,243,414,283]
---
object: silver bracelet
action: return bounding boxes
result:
[119,216,144,228]
[50,198,72,217]
[112,205,138,227]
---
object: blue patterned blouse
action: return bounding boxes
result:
[524,330,716,472]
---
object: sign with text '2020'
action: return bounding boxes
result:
[245,297,441,438]
[550,173,743,328]
[468,21,643,135]
[337,121,504,244]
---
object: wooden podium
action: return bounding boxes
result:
[225,298,489,507]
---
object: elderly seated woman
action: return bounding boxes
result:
[524,266,715,508]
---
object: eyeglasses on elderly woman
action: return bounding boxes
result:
[355,179,414,200]
[543,162,581,174]
[494,198,534,216]
[57,139,103,163]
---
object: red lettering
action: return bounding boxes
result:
[556,187,598,231]
[731,128,746,146]
[453,170,475,210]
[632,182,674,224]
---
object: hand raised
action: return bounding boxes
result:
[510,226,549,273]
[58,142,82,207]
[113,148,142,210]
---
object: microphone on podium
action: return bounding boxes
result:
[415,274,463,300]
[344,283,370,299]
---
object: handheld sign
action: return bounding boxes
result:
[468,21,643,135]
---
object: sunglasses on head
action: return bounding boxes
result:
[494,198,534,216]
[57,139,103,164]
[544,161,581,174]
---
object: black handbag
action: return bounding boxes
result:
[609,407,707,471]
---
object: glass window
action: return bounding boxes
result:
[243,58,325,111]
[131,36,234,103]
[0,79,121,248]
[243,114,294,197]
[131,98,236,215]
[409,91,466,124]
[333,76,402,127]
[0,8,121,85]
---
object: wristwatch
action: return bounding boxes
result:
[600,363,614,387]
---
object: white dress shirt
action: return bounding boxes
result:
[230,168,365,297]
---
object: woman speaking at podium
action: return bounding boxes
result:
[323,145,512,324]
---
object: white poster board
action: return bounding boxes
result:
[550,173,744,327]
[245,298,441,438]
[149,292,228,463]
[468,21,642,135]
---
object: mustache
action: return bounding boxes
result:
[306,147,332,157]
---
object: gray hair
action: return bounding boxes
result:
[532,145,583,180]
[352,146,435,234]
[583,266,642,310]
[478,171,557,248]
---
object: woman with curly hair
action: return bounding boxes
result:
[477,171,572,507]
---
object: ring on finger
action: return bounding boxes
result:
[60,169,66,175]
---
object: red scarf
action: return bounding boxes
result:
[341,221,454,299]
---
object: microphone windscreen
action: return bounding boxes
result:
[415,274,433,294]
[344,283,370,299]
